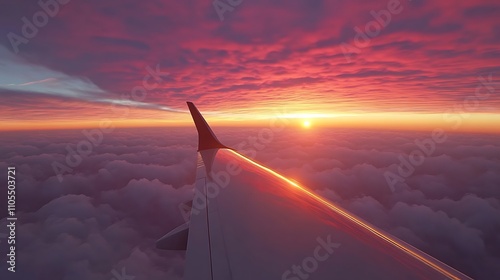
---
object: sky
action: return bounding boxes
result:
[0,0,499,132]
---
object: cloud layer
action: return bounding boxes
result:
[0,126,499,279]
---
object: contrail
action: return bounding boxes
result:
[5,77,58,87]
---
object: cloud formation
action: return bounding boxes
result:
[0,126,499,279]
[0,46,186,115]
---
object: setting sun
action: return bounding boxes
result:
[302,120,311,128]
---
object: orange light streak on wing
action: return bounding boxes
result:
[227,149,471,280]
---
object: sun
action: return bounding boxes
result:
[302,120,311,128]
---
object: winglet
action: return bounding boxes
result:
[187,102,228,151]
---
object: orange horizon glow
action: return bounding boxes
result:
[2,112,500,134]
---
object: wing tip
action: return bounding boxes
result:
[186,102,228,151]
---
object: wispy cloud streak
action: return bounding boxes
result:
[0,46,185,113]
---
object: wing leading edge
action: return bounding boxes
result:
[178,102,472,280]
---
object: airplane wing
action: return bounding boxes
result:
[157,102,472,280]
